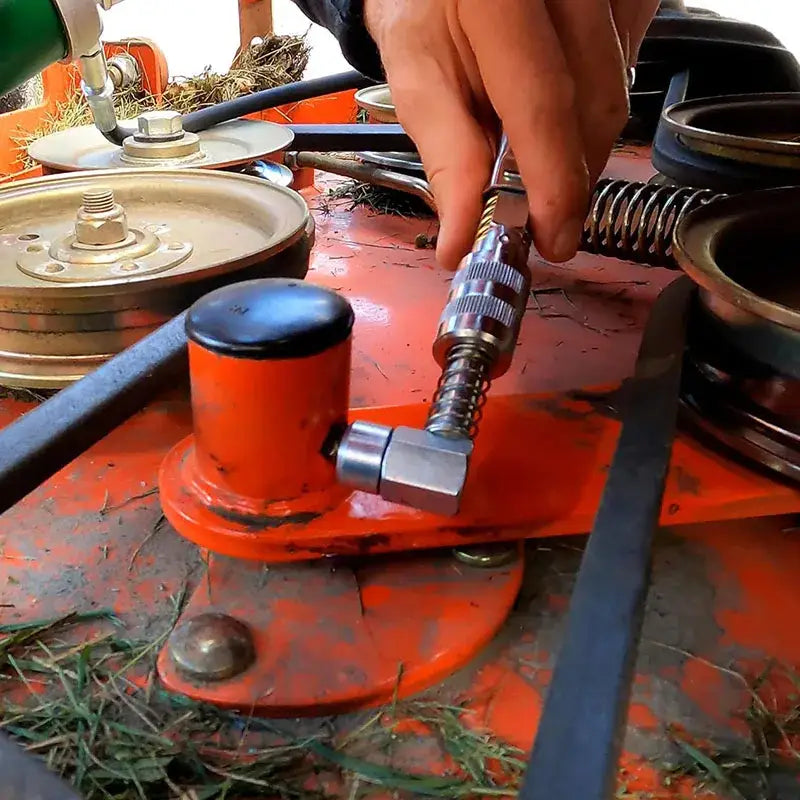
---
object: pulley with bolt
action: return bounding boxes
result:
[120,111,205,166]
[0,168,311,387]
[28,112,294,173]
[16,186,193,283]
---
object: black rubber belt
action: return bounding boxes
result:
[287,123,414,152]
[0,312,188,515]
[0,733,80,800]
[519,276,694,800]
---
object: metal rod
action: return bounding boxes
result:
[0,313,188,516]
[289,152,435,210]
[518,276,694,800]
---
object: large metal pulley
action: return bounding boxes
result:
[27,112,294,173]
[0,168,312,388]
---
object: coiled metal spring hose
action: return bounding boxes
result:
[581,179,725,267]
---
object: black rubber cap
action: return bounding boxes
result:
[186,279,354,360]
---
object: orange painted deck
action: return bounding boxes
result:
[0,141,799,796]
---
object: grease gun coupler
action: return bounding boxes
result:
[335,133,533,516]
[426,133,533,439]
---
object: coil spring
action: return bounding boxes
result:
[581,179,725,267]
[474,192,499,247]
[426,342,493,439]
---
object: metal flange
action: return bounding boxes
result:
[663,93,800,171]
[28,118,294,173]
[0,168,311,387]
[674,186,800,379]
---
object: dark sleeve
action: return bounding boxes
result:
[290,0,384,79]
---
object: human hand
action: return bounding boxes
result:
[364,0,659,268]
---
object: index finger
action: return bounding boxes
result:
[459,0,590,262]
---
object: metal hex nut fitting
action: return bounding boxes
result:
[75,206,129,246]
[107,53,139,90]
[137,110,184,140]
[379,426,472,516]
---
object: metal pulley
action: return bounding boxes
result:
[353,84,423,174]
[27,110,295,176]
[663,93,800,171]
[0,168,312,388]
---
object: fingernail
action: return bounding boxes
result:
[552,217,585,262]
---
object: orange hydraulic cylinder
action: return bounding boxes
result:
[181,279,354,513]
[188,340,350,503]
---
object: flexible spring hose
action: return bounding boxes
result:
[99,70,374,147]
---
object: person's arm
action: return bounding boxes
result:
[289,0,382,79]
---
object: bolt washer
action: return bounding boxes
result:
[17,231,192,283]
[454,543,519,568]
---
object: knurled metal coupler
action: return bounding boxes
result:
[427,187,532,440]
[336,135,533,516]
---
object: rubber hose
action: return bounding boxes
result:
[182,70,374,133]
[98,70,373,147]
[102,123,136,147]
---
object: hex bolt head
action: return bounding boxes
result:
[136,110,184,141]
[168,613,255,682]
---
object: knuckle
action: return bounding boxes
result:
[602,86,632,127]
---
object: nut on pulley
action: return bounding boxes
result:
[119,111,204,167]
[16,186,192,283]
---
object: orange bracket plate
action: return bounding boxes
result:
[160,392,800,564]
[157,546,524,715]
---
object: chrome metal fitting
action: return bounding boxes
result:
[107,52,139,90]
[380,427,472,516]
[432,222,532,379]
[335,421,393,493]
[432,136,532,380]
[53,0,104,60]
[335,423,472,515]
[79,49,117,133]
[136,110,184,142]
